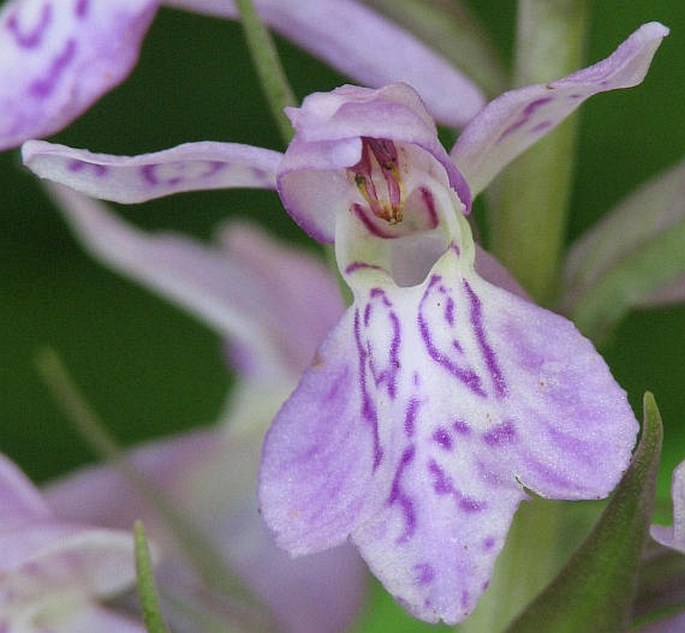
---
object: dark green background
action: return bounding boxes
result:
[1,3,684,629]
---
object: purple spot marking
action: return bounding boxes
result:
[68,159,108,176]
[141,164,158,185]
[353,308,383,469]
[428,459,454,495]
[388,446,416,543]
[463,280,507,398]
[461,590,471,610]
[414,563,435,585]
[483,536,496,551]
[29,38,77,98]
[75,0,90,19]
[483,420,517,446]
[459,497,486,513]
[499,97,554,141]
[7,3,52,49]
[418,275,485,396]
[404,398,420,437]
[432,427,453,451]
[453,419,471,435]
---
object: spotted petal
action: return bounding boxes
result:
[0,0,158,151]
[260,245,637,624]
[165,0,485,128]
[451,22,668,196]
[23,140,281,203]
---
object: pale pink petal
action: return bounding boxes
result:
[48,185,288,379]
[23,140,281,202]
[0,452,52,528]
[59,604,146,633]
[164,0,485,128]
[451,22,668,195]
[0,0,158,150]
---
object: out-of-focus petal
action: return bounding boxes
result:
[215,221,345,375]
[48,424,367,633]
[49,185,343,379]
[636,612,685,633]
[0,452,53,528]
[48,185,289,380]
[23,140,281,202]
[474,245,528,301]
[451,22,669,196]
[58,604,145,633]
[561,157,685,328]
[0,0,158,151]
[651,462,685,552]
[164,0,485,128]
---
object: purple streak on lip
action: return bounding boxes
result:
[364,288,401,400]
[483,420,517,447]
[354,308,383,470]
[418,275,485,397]
[388,445,417,543]
[498,96,555,141]
[351,203,395,239]
[463,280,507,398]
[7,3,52,49]
[29,38,77,98]
[428,459,454,495]
[404,397,420,437]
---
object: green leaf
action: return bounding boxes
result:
[362,0,506,97]
[134,521,172,633]
[561,158,685,340]
[504,392,663,633]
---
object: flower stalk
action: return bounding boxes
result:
[488,0,589,305]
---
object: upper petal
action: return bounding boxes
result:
[0,0,158,150]
[165,0,485,128]
[23,140,281,202]
[278,84,470,243]
[451,22,669,196]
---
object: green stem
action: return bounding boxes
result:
[235,0,297,144]
[488,0,589,305]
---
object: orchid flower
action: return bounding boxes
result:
[0,0,486,151]
[41,185,366,633]
[20,21,669,624]
[0,449,144,633]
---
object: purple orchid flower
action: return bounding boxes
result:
[0,0,485,151]
[0,449,144,633]
[41,185,366,633]
[20,22,668,624]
